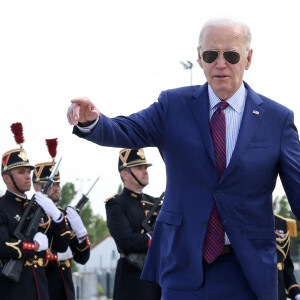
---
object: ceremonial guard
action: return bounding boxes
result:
[0,123,70,300]
[105,148,162,300]
[275,214,300,300]
[33,138,90,300]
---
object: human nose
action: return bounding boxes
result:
[215,52,227,68]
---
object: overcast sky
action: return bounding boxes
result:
[0,0,299,218]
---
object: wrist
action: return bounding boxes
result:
[78,120,95,127]
[34,241,39,251]
[75,227,87,238]
[52,212,63,223]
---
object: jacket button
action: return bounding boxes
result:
[214,190,220,196]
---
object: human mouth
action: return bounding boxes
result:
[215,75,228,78]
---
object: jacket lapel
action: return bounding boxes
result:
[220,82,265,183]
[189,83,216,167]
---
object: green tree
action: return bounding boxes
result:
[118,183,123,194]
[80,203,109,244]
[60,182,77,208]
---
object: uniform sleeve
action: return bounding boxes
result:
[47,215,71,253]
[73,91,169,149]
[283,250,300,299]
[106,201,149,254]
[279,111,300,221]
[0,211,36,259]
[69,232,90,264]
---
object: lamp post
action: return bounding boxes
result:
[180,60,193,85]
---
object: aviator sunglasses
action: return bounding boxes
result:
[202,50,246,64]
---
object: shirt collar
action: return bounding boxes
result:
[123,187,142,200]
[208,83,246,114]
[5,190,27,203]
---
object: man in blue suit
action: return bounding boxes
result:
[66,17,300,300]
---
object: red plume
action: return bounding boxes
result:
[11,123,24,145]
[45,138,58,160]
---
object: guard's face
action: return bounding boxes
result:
[198,25,252,100]
[48,182,61,203]
[3,167,32,193]
[33,182,43,192]
[130,165,149,187]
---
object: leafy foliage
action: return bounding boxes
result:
[80,202,109,244]
[117,183,123,194]
[60,182,77,208]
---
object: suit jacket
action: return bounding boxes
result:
[73,82,300,300]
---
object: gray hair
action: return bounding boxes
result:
[198,17,252,49]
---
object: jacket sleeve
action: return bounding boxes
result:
[69,233,90,264]
[47,216,71,253]
[73,91,169,149]
[279,111,300,221]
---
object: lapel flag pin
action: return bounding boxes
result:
[253,110,259,115]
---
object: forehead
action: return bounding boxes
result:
[12,166,32,173]
[201,25,246,51]
[131,165,147,170]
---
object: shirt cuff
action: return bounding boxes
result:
[76,117,99,134]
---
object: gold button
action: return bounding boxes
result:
[34,255,37,259]
[34,265,37,268]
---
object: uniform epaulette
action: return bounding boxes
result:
[286,218,297,237]
[104,193,118,203]
[275,214,297,237]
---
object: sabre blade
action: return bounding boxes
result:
[84,176,100,197]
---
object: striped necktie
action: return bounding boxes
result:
[203,101,229,263]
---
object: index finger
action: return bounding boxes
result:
[71,97,90,105]
[67,102,81,125]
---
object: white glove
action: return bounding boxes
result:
[66,207,87,238]
[57,246,73,261]
[295,294,300,300]
[33,232,49,252]
[34,192,62,222]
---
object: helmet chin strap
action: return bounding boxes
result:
[128,168,146,187]
[8,170,25,195]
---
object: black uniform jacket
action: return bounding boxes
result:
[105,187,161,300]
[0,190,70,300]
[275,214,300,300]
[45,207,90,300]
